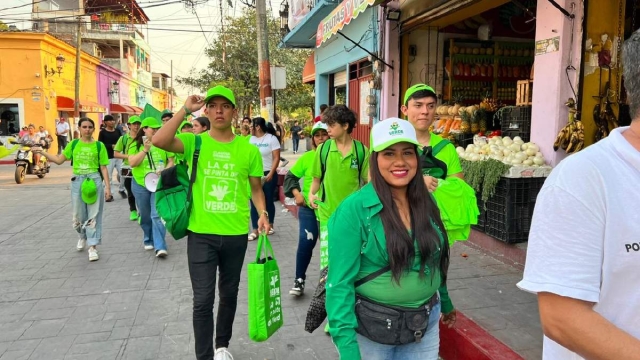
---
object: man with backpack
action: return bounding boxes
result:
[152,85,270,360]
[308,105,368,333]
[401,84,478,245]
[98,115,126,201]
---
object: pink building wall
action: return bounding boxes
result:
[379,6,401,120]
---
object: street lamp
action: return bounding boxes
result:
[279,0,290,37]
[44,54,66,78]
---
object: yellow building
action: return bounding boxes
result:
[0,32,104,152]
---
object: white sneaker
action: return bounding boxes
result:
[77,239,86,251]
[214,347,234,360]
[144,245,154,251]
[88,248,99,262]
[156,250,168,258]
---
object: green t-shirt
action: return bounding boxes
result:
[113,134,134,166]
[289,149,315,205]
[63,140,109,175]
[420,133,463,177]
[128,143,174,186]
[177,132,263,235]
[310,140,369,222]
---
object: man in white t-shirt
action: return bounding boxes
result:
[517,32,640,360]
[55,118,70,154]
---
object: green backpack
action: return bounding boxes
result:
[155,136,201,240]
[318,139,366,202]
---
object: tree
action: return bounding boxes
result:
[0,21,10,31]
[177,9,314,117]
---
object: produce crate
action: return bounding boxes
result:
[453,133,474,149]
[472,193,486,232]
[484,177,545,243]
[501,106,532,142]
[516,80,533,106]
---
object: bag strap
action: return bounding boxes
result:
[319,139,332,202]
[255,233,276,262]
[354,265,391,287]
[354,140,365,184]
[186,135,202,203]
[432,139,451,157]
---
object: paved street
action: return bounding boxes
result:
[0,143,541,360]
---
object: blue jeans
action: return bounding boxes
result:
[357,302,441,360]
[131,181,167,251]
[295,206,319,280]
[292,137,300,152]
[70,173,104,246]
[250,171,277,229]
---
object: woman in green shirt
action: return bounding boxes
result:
[283,122,329,296]
[128,117,175,257]
[325,118,456,360]
[114,116,141,221]
[39,118,110,262]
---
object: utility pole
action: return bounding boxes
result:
[73,16,82,137]
[255,0,273,123]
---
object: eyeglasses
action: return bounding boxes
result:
[206,103,233,110]
[80,126,94,129]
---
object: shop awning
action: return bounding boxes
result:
[400,0,509,33]
[57,96,107,113]
[316,0,375,48]
[110,104,141,114]
[279,0,339,49]
[302,53,315,84]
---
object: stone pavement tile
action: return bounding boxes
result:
[491,327,542,352]
[31,297,71,311]
[0,343,8,358]
[114,318,135,328]
[0,301,37,317]
[0,349,32,360]
[0,293,24,303]
[67,304,107,324]
[120,336,161,360]
[0,280,37,294]
[0,320,34,342]
[17,290,49,302]
[28,335,75,360]
[64,294,109,307]
[73,332,111,344]
[158,334,190,359]
[22,307,75,321]
[108,326,131,340]
[58,320,115,336]
[65,339,123,360]
[129,324,165,338]
[19,319,67,340]
[163,321,191,336]
[6,339,41,352]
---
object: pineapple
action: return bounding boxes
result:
[460,112,471,134]
[478,109,488,133]
[471,116,480,134]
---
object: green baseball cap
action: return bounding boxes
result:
[179,121,193,131]
[141,117,161,129]
[128,115,141,124]
[204,85,236,107]
[81,178,98,205]
[403,84,436,105]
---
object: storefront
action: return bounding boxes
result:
[0,32,103,150]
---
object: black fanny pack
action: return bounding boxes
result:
[354,293,439,345]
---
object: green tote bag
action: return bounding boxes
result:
[247,234,283,342]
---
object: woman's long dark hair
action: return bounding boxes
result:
[194,116,210,131]
[133,124,147,151]
[252,117,276,136]
[369,148,450,285]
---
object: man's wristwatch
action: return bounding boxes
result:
[259,210,268,218]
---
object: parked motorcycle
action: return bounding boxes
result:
[9,138,51,184]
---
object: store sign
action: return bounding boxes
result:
[289,0,311,30]
[316,0,375,48]
[80,104,106,113]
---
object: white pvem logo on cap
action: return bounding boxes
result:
[388,121,404,136]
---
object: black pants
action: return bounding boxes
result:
[292,137,300,152]
[188,232,248,359]
[57,135,68,155]
[124,176,136,211]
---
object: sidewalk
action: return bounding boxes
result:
[0,143,542,360]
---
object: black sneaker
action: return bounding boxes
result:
[289,278,305,296]
[118,190,127,199]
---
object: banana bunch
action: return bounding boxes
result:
[554,98,585,153]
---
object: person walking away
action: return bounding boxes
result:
[326,118,456,360]
[283,122,329,295]
[99,115,125,201]
[128,117,174,257]
[516,32,640,360]
[314,104,328,123]
[152,85,270,360]
[56,118,70,154]
[290,121,302,154]
[248,117,281,240]
[38,118,110,261]
[401,84,478,243]
[192,116,210,134]
[114,116,141,221]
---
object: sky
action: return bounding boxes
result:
[1,0,284,99]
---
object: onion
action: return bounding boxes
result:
[513,136,522,142]
[523,159,534,166]
[511,158,523,165]
[528,144,540,153]
[514,152,527,161]
[502,138,513,146]
[509,143,521,152]
[525,148,537,156]
[533,157,545,165]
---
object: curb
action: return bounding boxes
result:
[276,182,524,360]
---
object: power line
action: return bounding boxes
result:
[194,10,212,46]
[2,0,183,18]
[0,0,46,12]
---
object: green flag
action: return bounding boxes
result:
[140,104,162,121]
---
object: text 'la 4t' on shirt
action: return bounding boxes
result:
[177,132,264,236]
